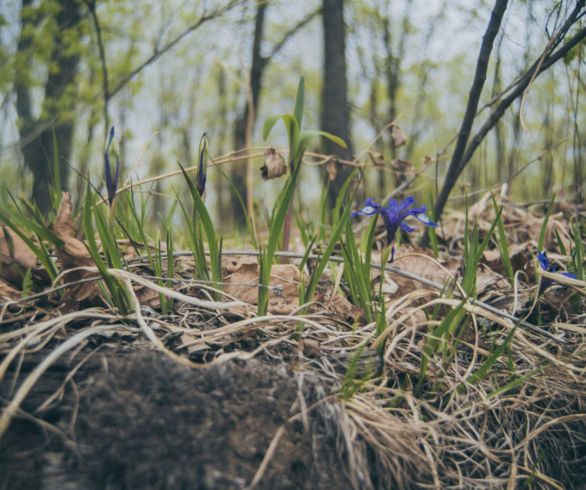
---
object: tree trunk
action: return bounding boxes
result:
[15,0,82,214]
[431,0,508,223]
[322,0,353,211]
[231,0,268,229]
[430,0,585,225]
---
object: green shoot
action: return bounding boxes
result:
[259,75,346,316]
[490,192,514,284]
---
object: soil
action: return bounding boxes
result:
[1,347,362,490]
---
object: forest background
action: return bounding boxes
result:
[0,0,584,235]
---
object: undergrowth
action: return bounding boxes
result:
[1,79,585,488]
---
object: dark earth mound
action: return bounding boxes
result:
[1,349,361,490]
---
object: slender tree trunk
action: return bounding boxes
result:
[232,0,268,229]
[230,3,320,229]
[405,0,446,160]
[382,0,413,189]
[322,0,353,211]
[15,0,82,214]
[432,0,508,223]
[491,34,506,183]
[216,67,229,229]
[571,47,583,203]
[542,84,554,198]
[429,0,585,228]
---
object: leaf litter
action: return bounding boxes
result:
[0,194,585,489]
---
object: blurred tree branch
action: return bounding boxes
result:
[84,0,110,138]
[431,0,586,228]
[231,2,321,229]
[108,0,244,100]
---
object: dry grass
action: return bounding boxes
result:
[0,197,584,488]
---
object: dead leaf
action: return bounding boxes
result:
[53,192,101,307]
[477,265,510,296]
[391,125,406,148]
[178,333,209,354]
[54,192,94,270]
[0,278,21,301]
[135,285,161,309]
[367,152,385,167]
[328,293,364,322]
[260,148,287,180]
[223,257,304,314]
[483,249,501,262]
[391,159,413,172]
[0,226,38,286]
[299,338,321,358]
[326,159,339,181]
[389,246,456,296]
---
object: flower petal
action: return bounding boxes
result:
[414,213,437,226]
[396,196,416,214]
[364,197,380,208]
[400,222,416,233]
[537,251,549,271]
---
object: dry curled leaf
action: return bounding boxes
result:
[367,152,385,167]
[388,246,456,296]
[0,278,21,301]
[391,124,406,148]
[326,158,339,181]
[391,159,413,172]
[223,256,304,314]
[54,192,93,270]
[0,226,38,286]
[299,338,321,358]
[260,147,287,180]
[54,192,101,307]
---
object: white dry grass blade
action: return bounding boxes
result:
[187,315,328,347]
[114,268,326,366]
[107,268,248,309]
[117,273,200,369]
[0,324,114,441]
[538,269,586,294]
[0,309,116,383]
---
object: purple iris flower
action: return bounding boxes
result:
[537,251,576,288]
[104,126,119,208]
[352,196,437,262]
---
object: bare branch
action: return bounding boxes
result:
[433,0,509,222]
[84,0,110,138]
[432,0,586,225]
[265,7,322,63]
[461,25,586,177]
[108,1,243,100]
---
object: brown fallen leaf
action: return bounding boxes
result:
[53,192,101,307]
[0,278,22,301]
[388,246,455,296]
[53,193,94,270]
[391,124,406,148]
[260,147,287,180]
[0,225,39,287]
[299,338,321,358]
[314,292,363,323]
[483,249,501,263]
[223,256,304,314]
[135,285,161,309]
[326,158,339,181]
